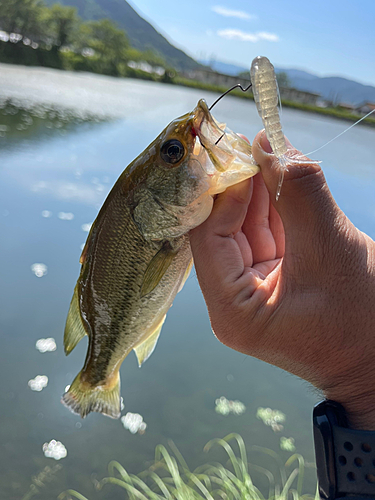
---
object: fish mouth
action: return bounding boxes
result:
[191,99,259,193]
[192,99,225,148]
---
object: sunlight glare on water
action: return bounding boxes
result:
[28,375,48,391]
[31,263,48,277]
[57,212,74,220]
[121,413,147,435]
[42,440,67,460]
[81,223,92,232]
[35,338,57,353]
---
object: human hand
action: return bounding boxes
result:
[189,131,375,429]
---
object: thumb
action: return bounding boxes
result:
[252,130,342,263]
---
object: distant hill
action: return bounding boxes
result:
[288,76,375,106]
[44,0,201,70]
[199,59,247,77]
[200,59,375,106]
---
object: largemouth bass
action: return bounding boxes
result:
[62,99,259,419]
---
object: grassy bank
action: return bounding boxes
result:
[175,77,375,127]
[57,434,317,500]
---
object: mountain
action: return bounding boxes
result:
[199,60,320,82]
[287,76,375,106]
[44,0,201,70]
[200,59,375,106]
[199,59,247,76]
[275,68,317,82]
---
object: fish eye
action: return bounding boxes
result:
[160,139,185,165]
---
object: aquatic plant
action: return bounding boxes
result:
[59,433,318,500]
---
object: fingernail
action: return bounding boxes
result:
[258,130,273,154]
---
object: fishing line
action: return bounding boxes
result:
[306,108,375,156]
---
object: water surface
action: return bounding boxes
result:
[1,64,374,499]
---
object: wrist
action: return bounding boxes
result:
[323,387,375,430]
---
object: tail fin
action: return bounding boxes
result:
[61,371,121,419]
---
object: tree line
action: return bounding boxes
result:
[0,0,173,80]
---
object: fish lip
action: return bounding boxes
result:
[192,99,216,140]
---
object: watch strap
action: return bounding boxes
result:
[314,400,375,499]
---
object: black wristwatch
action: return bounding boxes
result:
[313,400,375,500]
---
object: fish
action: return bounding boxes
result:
[62,98,259,419]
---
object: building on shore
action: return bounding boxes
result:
[182,68,321,106]
[355,102,375,115]
[337,102,356,112]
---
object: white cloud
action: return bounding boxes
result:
[217,29,279,42]
[211,6,256,20]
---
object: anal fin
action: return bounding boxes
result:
[133,315,166,367]
[64,285,88,355]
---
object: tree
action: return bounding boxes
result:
[237,70,250,80]
[77,19,130,75]
[276,72,291,88]
[0,0,47,42]
[41,4,80,48]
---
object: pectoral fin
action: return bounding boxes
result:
[134,315,166,367]
[64,285,88,355]
[140,243,177,297]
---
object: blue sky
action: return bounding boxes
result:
[130,0,375,86]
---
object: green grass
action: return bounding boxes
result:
[58,434,318,500]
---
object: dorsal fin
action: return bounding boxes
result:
[64,285,88,355]
[133,315,166,367]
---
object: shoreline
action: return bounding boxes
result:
[0,61,374,127]
[174,77,375,128]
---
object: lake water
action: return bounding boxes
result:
[1,63,375,499]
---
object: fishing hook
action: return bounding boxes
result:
[209,82,252,111]
[209,82,252,146]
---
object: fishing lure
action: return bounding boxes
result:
[250,56,321,200]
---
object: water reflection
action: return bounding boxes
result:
[0,98,106,150]
[1,71,374,498]
[20,465,62,500]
